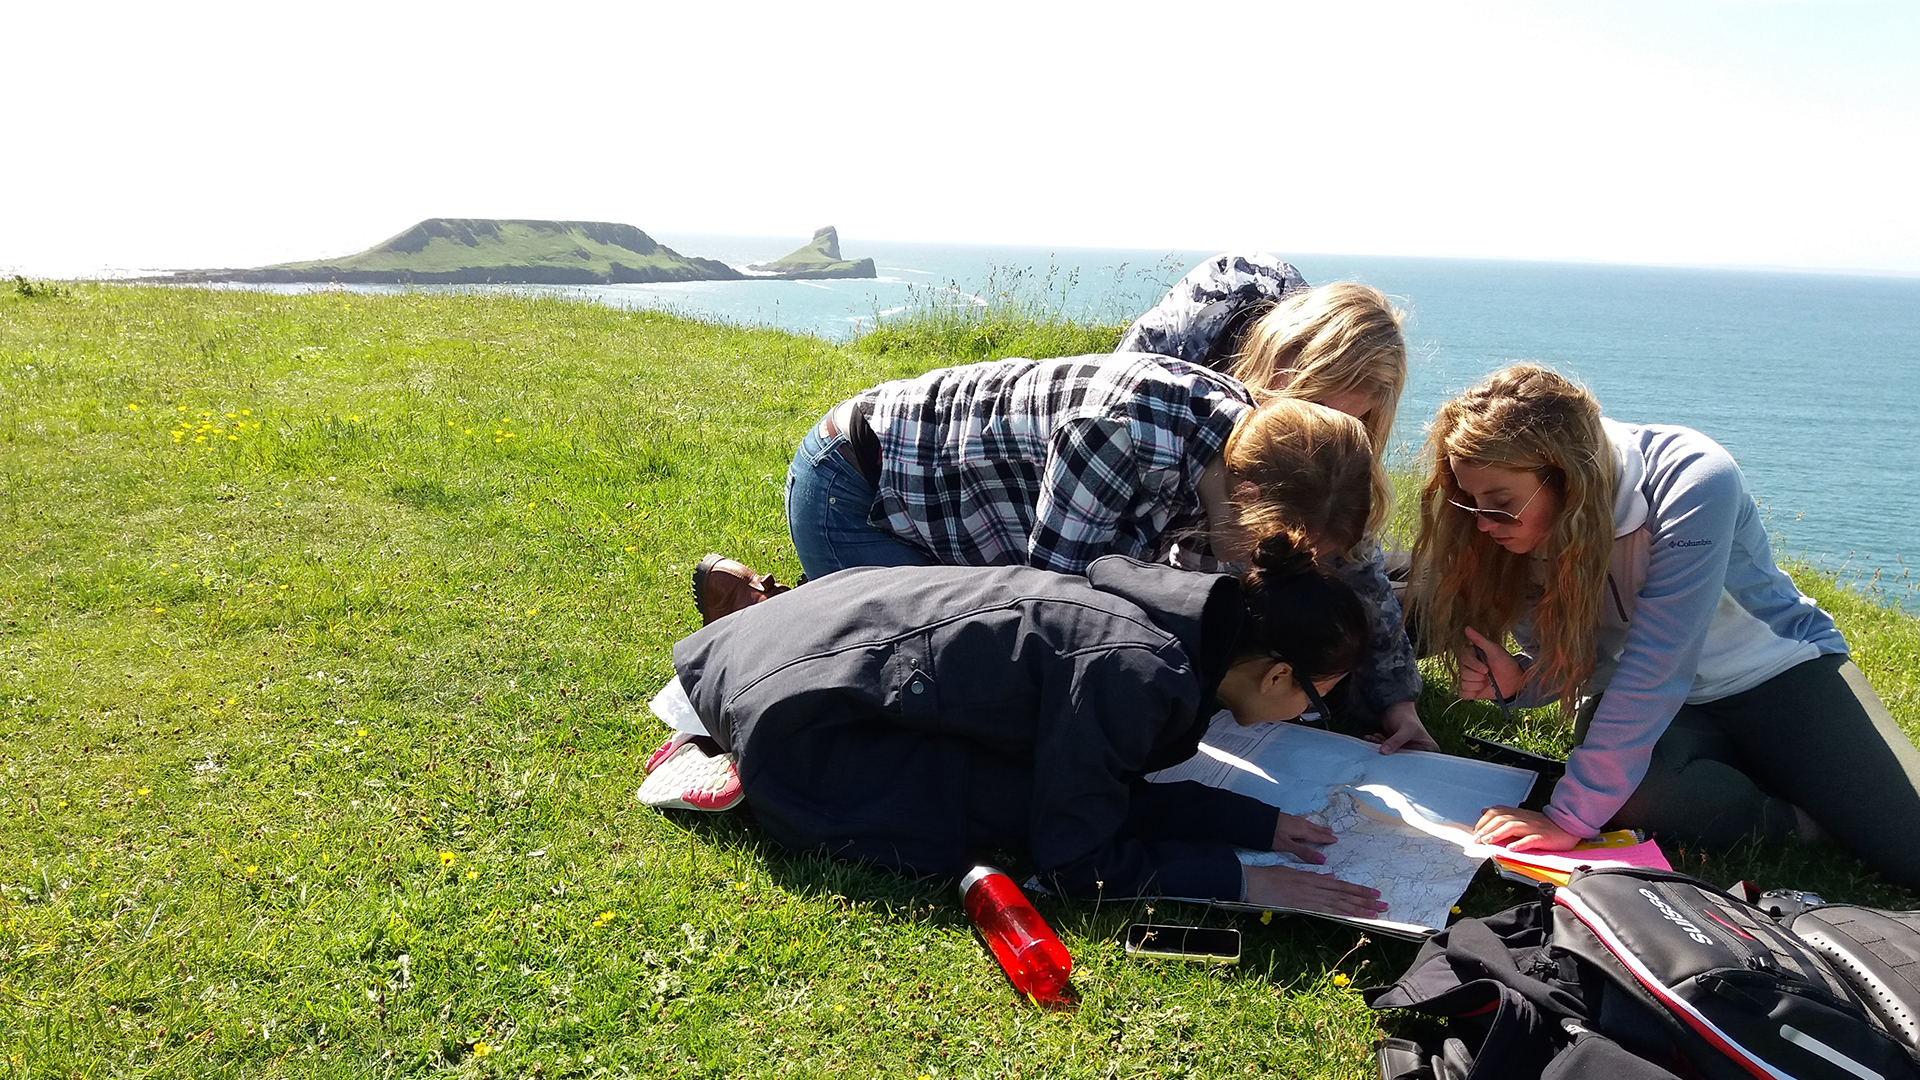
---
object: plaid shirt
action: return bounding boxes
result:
[854,354,1252,573]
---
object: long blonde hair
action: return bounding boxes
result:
[1409,364,1617,705]
[1232,283,1407,536]
[1223,397,1379,559]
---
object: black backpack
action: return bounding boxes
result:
[1367,866,1920,1080]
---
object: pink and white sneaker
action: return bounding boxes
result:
[637,737,743,812]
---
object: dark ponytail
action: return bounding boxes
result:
[1236,529,1367,681]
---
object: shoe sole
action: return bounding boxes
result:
[636,741,743,812]
[692,552,727,624]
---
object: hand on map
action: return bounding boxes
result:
[1472,805,1580,851]
[1244,865,1388,917]
[1457,627,1524,702]
[1271,813,1335,863]
[1368,701,1439,754]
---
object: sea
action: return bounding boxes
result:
[213,234,1920,608]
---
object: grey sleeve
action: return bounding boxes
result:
[1544,438,1746,838]
[1332,542,1422,720]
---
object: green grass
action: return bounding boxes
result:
[2,284,1916,1078]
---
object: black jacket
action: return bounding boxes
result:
[671,556,1281,900]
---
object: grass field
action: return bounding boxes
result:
[2,283,1915,1078]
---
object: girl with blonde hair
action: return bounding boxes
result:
[1119,253,1430,754]
[1410,364,1920,889]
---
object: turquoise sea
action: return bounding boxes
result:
[217,235,1920,606]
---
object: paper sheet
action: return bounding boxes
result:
[1145,715,1539,937]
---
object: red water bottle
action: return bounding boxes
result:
[959,865,1073,1004]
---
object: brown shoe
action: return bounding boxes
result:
[693,553,790,625]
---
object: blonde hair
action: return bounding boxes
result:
[1409,364,1617,706]
[1223,397,1379,559]
[1232,283,1407,536]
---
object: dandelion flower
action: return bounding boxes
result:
[245,865,258,874]
[439,851,457,867]
[356,728,368,737]
[1331,973,1351,987]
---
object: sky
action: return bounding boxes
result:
[5,0,1918,277]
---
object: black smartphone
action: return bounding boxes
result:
[1122,923,1241,964]
[1461,734,1566,780]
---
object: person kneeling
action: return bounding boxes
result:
[670,533,1388,918]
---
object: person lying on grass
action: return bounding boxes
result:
[1410,364,1920,891]
[672,530,1388,916]
[698,354,1430,753]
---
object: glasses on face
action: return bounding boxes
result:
[1272,651,1338,723]
[1447,481,1544,526]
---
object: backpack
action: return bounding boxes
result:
[1367,866,1920,1080]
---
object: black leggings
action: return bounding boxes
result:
[1581,653,1920,890]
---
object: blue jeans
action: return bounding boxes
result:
[785,420,935,581]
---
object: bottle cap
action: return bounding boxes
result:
[959,865,1002,899]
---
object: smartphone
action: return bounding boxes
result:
[1122,923,1241,964]
[1462,734,1566,780]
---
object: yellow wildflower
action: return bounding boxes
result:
[465,869,478,881]
[1331,973,1351,987]
[137,787,151,796]
[472,1042,492,1058]
[439,851,457,867]
[127,403,139,411]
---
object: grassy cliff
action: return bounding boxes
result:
[168,218,742,285]
[1,283,1913,1077]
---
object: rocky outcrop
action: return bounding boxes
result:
[744,227,877,280]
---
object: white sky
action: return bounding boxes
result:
[5,0,1918,276]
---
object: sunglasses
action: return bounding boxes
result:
[1446,481,1545,527]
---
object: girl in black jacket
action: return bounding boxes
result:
[671,531,1388,917]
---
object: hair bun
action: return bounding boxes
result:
[1248,528,1318,581]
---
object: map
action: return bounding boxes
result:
[1145,715,1539,937]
